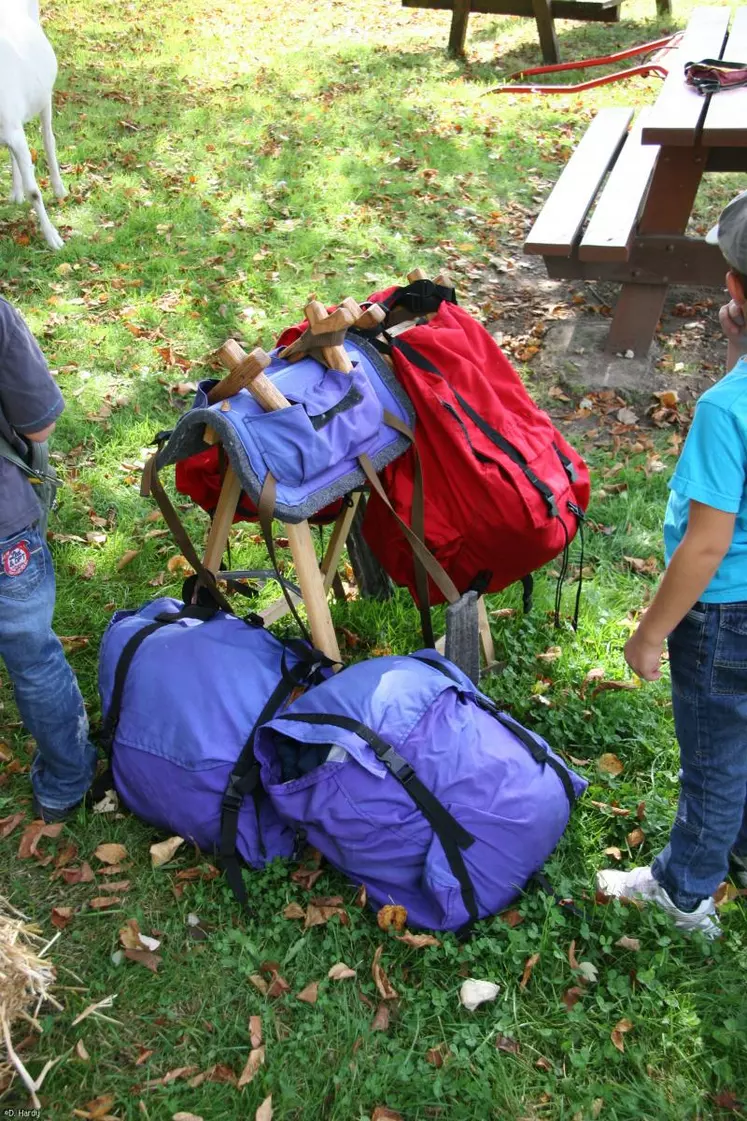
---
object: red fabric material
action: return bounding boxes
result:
[174,447,344,526]
[361,300,590,604]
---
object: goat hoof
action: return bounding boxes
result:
[44,229,65,251]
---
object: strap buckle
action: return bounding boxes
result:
[379,747,415,785]
[222,774,245,813]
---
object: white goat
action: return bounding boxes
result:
[0,0,66,249]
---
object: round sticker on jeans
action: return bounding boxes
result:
[2,541,30,577]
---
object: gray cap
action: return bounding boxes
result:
[706,191,747,273]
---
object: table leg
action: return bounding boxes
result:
[448,0,471,57]
[605,146,706,356]
[532,0,560,65]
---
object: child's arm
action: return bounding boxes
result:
[624,500,736,680]
[0,301,64,441]
[720,298,747,374]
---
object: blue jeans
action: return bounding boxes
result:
[653,602,747,911]
[0,525,97,811]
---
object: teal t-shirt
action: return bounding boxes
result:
[664,356,747,603]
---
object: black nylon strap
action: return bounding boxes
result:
[381,279,457,317]
[220,664,301,906]
[391,338,560,518]
[278,710,479,930]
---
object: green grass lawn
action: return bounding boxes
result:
[1,0,746,1118]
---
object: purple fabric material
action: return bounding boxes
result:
[255,651,587,931]
[155,338,414,524]
[98,597,301,867]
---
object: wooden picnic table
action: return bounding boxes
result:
[525,6,747,356]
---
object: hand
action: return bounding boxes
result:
[719,299,747,343]
[624,628,665,681]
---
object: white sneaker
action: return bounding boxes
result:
[730,851,747,888]
[596,865,721,939]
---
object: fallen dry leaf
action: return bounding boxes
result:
[58,865,93,883]
[591,679,639,698]
[304,899,349,929]
[653,389,679,409]
[283,902,305,920]
[372,945,398,1001]
[99,880,130,894]
[94,842,128,866]
[371,1108,402,1121]
[520,953,540,990]
[99,863,129,877]
[611,1017,633,1052]
[248,974,268,996]
[395,931,440,949]
[249,1015,262,1048]
[290,865,324,891]
[500,908,525,928]
[150,835,184,867]
[591,800,631,817]
[296,981,319,1004]
[616,407,638,426]
[124,948,161,973]
[371,1002,390,1032]
[89,896,121,910]
[623,555,659,576]
[598,753,624,777]
[615,936,641,951]
[237,1045,265,1088]
[328,962,356,981]
[256,1096,273,1121]
[259,961,290,999]
[376,904,407,932]
[0,812,25,840]
[604,846,623,861]
[576,961,599,984]
[626,827,646,848]
[568,940,579,970]
[535,1056,553,1072]
[74,1094,116,1120]
[562,986,585,1011]
[496,1035,520,1055]
[51,906,74,929]
[54,840,79,868]
[148,1065,200,1087]
[18,820,64,860]
[354,884,367,908]
[119,919,143,950]
[116,549,140,571]
[135,1047,154,1066]
[173,1114,204,1121]
[76,1040,90,1061]
[425,1042,450,1067]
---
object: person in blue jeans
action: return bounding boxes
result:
[598,191,747,937]
[0,297,97,822]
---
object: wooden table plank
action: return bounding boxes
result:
[524,108,632,256]
[641,7,731,146]
[580,109,660,262]
[701,8,747,147]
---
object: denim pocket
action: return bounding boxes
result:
[0,528,46,603]
[712,604,747,695]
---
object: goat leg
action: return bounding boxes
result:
[40,99,66,199]
[5,127,63,249]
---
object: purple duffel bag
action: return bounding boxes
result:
[98,597,331,902]
[254,650,587,933]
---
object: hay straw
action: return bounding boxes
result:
[0,897,58,1107]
